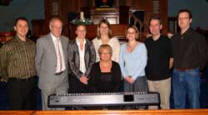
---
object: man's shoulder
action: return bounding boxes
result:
[37,34,50,42]
[27,38,35,44]
[160,35,171,42]
[69,39,76,45]
[60,35,69,46]
[191,29,205,39]
[171,33,180,40]
[1,38,17,49]
[160,35,169,39]
[0,38,21,53]
[61,35,69,41]
[144,37,152,43]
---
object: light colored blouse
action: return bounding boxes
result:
[92,37,120,63]
[76,38,86,73]
[119,43,147,80]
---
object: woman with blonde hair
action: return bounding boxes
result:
[89,44,121,93]
[92,19,120,63]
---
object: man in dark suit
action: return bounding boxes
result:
[35,17,69,110]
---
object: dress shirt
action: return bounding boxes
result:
[76,38,86,74]
[51,33,66,73]
[0,36,36,79]
[171,28,208,69]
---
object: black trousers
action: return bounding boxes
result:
[68,74,90,93]
[7,76,37,110]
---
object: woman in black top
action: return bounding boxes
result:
[89,44,121,93]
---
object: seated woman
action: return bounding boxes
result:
[92,19,120,63]
[89,44,122,93]
[120,26,148,93]
[68,24,96,93]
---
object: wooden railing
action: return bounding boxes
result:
[0,32,15,44]
[129,12,144,31]
[0,109,208,115]
[129,12,146,42]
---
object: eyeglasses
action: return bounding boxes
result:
[127,32,136,34]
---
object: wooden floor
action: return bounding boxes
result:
[0,109,208,115]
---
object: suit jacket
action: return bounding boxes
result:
[68,39,96,79]
[35,34,69,90]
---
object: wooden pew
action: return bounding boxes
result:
[0,109,208,115]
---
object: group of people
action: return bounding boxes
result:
[0,9,207,110]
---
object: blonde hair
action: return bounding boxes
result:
[98,44,112,55]
[97,19,112,39]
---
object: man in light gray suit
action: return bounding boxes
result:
[35,17,69,110]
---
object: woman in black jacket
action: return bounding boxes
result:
[68,24,96,93]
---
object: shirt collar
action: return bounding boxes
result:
[15,35,28,43]
[180,27,193,37]
[50,33,60,42]
[150,35,162,42]
[76,37,86,45]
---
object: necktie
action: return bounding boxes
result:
[56,39,62,73]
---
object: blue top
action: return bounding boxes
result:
[119,43,147,80]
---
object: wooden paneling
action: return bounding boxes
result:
[44,0,89,25]
[34,0,168,38]
[0,32,15,44]
[160,0,168,34]
[31,19,69,38]
[125,0,168,34]
[69,24,128,40]
[91,8,119,24]
[0,109,208,115]
[31,19,49,37]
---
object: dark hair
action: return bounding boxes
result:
[177,9,192,19]
[148,15,162,26]
[97,19,112,39]
[14,17,29,26]
[76,24,87,31]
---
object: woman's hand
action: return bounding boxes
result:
[124,76,134,84]
[80,75,88,85]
